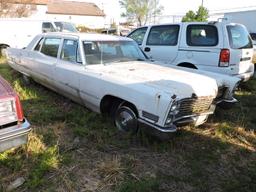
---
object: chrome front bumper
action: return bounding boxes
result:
[138,119,177,140]
[0,119,31,152]
[138,119,177,133]
[217,97,238,109]
[138,111,213,133]
[138,110,214,140]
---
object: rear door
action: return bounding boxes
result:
[142,25,180,63]
[226,24,254,75]
[178,23,222,70]
[32,37,61,87]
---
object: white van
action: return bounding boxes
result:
[127,21,254,81]
[0,18,77,50]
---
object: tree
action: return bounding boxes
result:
[119,0,163,26]
[182,10,197,22]
[182,6,209,22]
[0,0,34,17]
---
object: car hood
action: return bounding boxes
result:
[161,64,240,96]
[87,61,219,98]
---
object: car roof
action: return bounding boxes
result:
[43,32,134,41]
[135,21,231,28]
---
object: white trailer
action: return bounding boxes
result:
[0,18,77,51]
[224,10,256,33]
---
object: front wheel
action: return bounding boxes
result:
[114,105,138,133]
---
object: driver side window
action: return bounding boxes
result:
[128,27,147,45]
[60,39,81,63]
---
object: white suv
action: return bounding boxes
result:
[127,21,254,81]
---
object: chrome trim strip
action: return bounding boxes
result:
[216,97,238,104]
[142,111,159,122]
[138,118,177,133]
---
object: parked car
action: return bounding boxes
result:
[0,18,77,51]
[127,21,254,81]
[6,33,239,134]
[101,28,131,36]
[0,75,30,152]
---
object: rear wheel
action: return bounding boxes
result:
[177,63,197,69]
[114,104,138,133]
[22,74,31,85]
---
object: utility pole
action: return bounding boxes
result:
[201,0,204,7]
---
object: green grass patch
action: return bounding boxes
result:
[27,145,60,188]
[116,178,160,192]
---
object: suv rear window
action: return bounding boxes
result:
[227,25,253,49]
[187,25,218,46]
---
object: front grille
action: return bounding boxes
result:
[176,96,214,118]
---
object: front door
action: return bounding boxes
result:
[54,38,83,103]
[32,37,61,88]
[142,25,180,63]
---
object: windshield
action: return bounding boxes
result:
[83,40,146,65]
[54,22,78,32]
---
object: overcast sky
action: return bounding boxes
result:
[84,0,256,22]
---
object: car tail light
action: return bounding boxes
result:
[0,98,17,125]
[219,49,230,67]
[15,95,24,122]
[0,95,24,126]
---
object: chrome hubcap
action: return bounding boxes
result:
[115,106,137,132]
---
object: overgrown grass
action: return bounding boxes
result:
[116,178,160,192]
[0,57,255,191]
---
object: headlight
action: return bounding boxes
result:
[165,113,173,125]
[165,101,180,126]
[170,102,179,112]
[170,101,180,114]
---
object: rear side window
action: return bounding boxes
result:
[187,25,218,46]
[128,27,147,45]
[147,25,179,46]
[227,25,253,49]
[41,38,61,58]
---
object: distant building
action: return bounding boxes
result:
[4,0,106,29]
